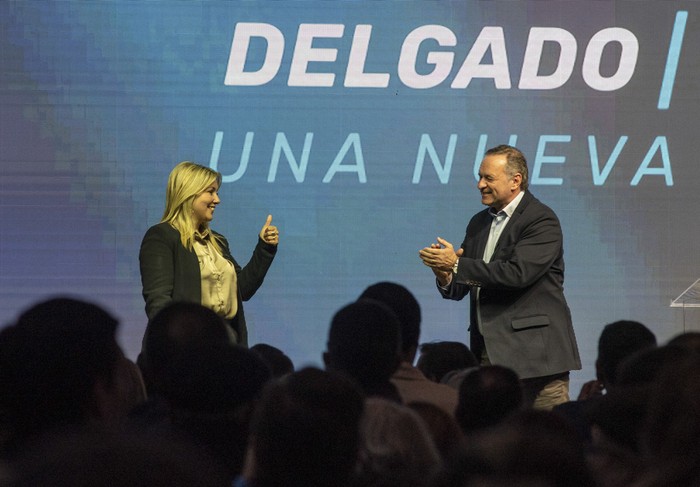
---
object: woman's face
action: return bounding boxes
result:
[191,180,220,227]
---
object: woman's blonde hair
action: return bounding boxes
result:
[161,161,224,251]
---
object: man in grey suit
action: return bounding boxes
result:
[419,144,580,409]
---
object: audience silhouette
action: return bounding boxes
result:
[323,298,402,401]
[416,341,478,384]
[553,320,657,445]
[0,297,138,458]
[239,367,363,487]
[359,282,459,416]
[454,365,524,436]
[1,291,694,487]
[355,398,441,487]
[250,343,294,378]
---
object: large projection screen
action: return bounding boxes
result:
[2,1,699,393]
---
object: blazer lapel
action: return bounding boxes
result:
[490,191,532,256]
[471,210,492,258]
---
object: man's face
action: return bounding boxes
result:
[477,154,521,211]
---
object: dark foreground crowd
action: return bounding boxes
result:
[1,282,699,487]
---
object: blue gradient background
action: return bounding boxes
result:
[2,1,699,394]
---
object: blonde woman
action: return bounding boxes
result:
[139,161,278,346]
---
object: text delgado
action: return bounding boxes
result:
[225,23,641,91]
